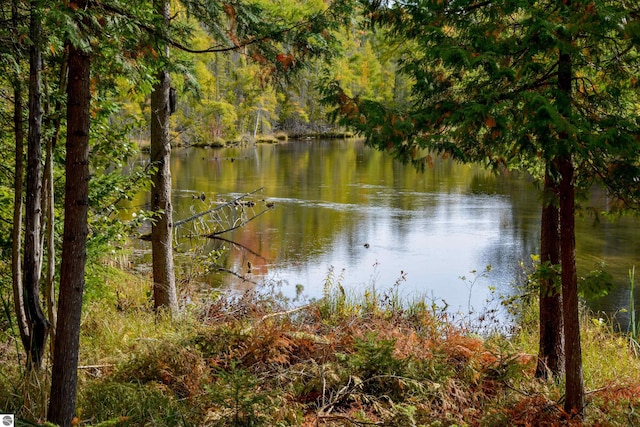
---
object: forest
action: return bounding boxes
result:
[0,0,640,426]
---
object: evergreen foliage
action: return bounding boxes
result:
[324,0,640,199]
[321,0,640,417]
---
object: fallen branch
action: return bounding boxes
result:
[212,235,266,260]
[174,187,264,228]
[209,265,259,285]
[206,207,272,236]
[241,305,314,334]
[257,304,313,323]
[78,364,115,370]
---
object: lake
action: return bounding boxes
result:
[134,138,640,322]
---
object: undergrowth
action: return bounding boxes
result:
[1,267,640,426]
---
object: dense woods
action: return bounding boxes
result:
[0,0,639,425]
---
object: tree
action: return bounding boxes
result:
[323,0,640,416]
[41,48,68,353]
[23,0,49,369]
[47,0,91,423]
[536,168,564,379]
[150,0,179,313]
[7,0,65,370]
[143,0,353,311]
[556,22,584,411]
[9,0,29,366]
[43,0,354,418]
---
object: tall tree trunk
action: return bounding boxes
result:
[150,0,178,313]
[535,166,564,379]
[42,52,68,356]
[558,153,583,415]
[47,30,91,427]
[12,84,29,353]
[557,36,584,414]
[23,0,49,369]
[11,0,29,357]
[43,136,57,354]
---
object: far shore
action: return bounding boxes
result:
[136,130,357,152]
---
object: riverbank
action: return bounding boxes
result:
[2,267,640,426]
[188,130,358,148]
[136,130,357,151]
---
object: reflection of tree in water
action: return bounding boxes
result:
[472,170,541,300]
[173,188,273,286]
[166,140,640,314]
[576,186,640,323]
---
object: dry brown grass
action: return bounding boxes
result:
[2,270,640,426]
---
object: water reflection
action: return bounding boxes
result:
[133,139,640,319]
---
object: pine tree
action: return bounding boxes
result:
[48,0,91,422]
[323,0,640,417]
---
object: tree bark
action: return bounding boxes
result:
[23,0,49,369]
[150,0,178,314]
[535,166,564,380]
[557,37,584,414]
[11,0,29,352]
[42,51,67,356]
[47,35,91,427]
[558,153,584,415]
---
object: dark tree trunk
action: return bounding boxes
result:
[47,37,91,427]
[11,0,29,352]
[150,0,178,313]
[558,154,584,415]
[535,167,564,380]
[42,51,67,355]
[557,39,584,415]
[23,0,49,369]
[12,82,28,352]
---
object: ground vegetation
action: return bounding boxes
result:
[2,266,640,426]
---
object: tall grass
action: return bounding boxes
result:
[3,266,640,425]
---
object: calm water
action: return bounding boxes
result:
[136,139,640,319]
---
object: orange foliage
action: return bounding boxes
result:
[484,116,497,128]
[222,3,236,21]
[251,51,268,65]
[276,53,296,71]
[442,333,485,362]
[506,395,580,426]
[591,384,640,408]
[65,1,79,11]
[339,101,359,118]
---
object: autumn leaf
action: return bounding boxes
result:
[223,3,236,21]
[484,116,496,128]
[276,53,295,71]
[252,51,268,65]
[66,1,79,11]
